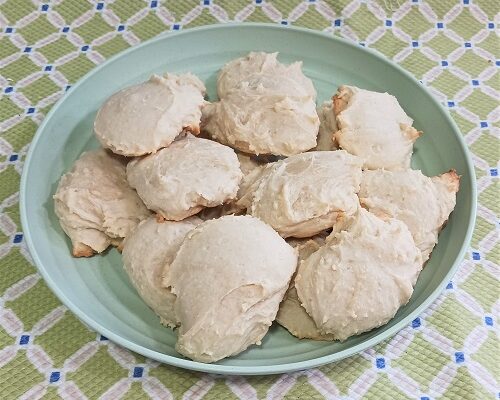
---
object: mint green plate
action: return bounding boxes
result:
[20,24,476,375]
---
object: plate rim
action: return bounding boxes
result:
[20,22,477,375]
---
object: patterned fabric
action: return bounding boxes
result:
[0,0,498,399]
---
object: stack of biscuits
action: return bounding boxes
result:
[54,52,459,363]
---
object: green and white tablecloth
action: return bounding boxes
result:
[0,1,498,399]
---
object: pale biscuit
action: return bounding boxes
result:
[94,73,206,156]
[54,149,150,257]
[295,209,422,341]
[203,52,319,156]
[127,135,243,221]
[359,169,459,262]
[122,216,201,328]
[203,88,319,156]
[217,51,316,99]
[247,150,363,238]
[163,215,297,363]
[333,85,421,170]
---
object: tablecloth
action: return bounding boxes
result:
[0,1,498,399]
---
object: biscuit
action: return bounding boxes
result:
[122,216,201,327]
[94,73,206,156]
[54,149,150,257]
[163,215,297,363]
[127,135,243,221]
[203,88,319,156]
[333,85,421,170]
[217,51,316,99]
[248,150,363,238]
[359,169,459,262]
[295,209,422,341]
[203,52,319,156]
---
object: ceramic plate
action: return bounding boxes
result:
[20,24,476,375]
